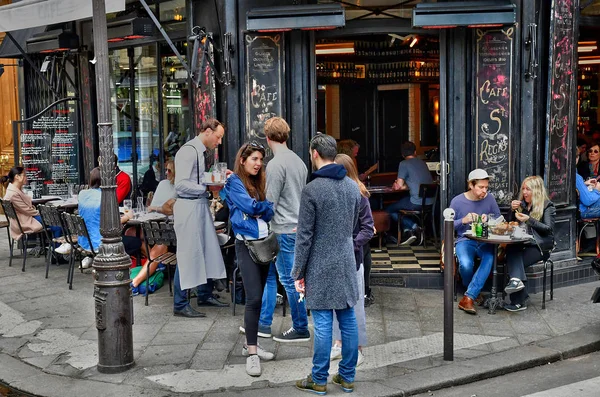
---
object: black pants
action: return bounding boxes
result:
[506,244,542,305]
[235,240,270,346]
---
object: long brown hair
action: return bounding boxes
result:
[234,142,267,201]
[335,153,370,198]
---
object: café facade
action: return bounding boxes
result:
[1,0,599,289]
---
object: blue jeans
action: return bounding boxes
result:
[197,279,214,303]
[455,239,495,300]
[173,267,190,311]
[311,307,358,385]
[259,262,277,327]
[259,234,309,332]
[385,195,421,231]
[34,215,61,240]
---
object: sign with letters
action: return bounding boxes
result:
[0,0,125,32]
[474,27,514,205]
[245,33,284,160]
[545,0,576,206]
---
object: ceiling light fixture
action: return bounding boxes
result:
[410,37,418,47]
[316,42,355,55]
[579,46,598,52]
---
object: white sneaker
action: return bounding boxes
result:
[242,344,274,361]
[357,350,365,367]
[330,345,342,360]
[55,243,72,254]
[80,257,93,269]
[246,355,262,377]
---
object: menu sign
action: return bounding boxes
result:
[474,28,514,205]
[245,33,284,160]
[21,97,80,197]
[545,0,576,205]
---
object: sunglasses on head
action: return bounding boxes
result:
[589,149,599,154]
[247,141,265,150]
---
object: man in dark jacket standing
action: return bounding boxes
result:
[292,134,362,394]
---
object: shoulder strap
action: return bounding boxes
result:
[182,144,200,184]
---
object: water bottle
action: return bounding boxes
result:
[475,215,483,237]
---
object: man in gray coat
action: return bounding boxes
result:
[292,134,361,394]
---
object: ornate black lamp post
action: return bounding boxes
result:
[91,0,134,373]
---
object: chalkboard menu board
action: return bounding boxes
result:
[245,33,284,160]
[474,28,515,205]
[545,0,576,206]
[21,98,80,197]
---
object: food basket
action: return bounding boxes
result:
[490,222,517,236]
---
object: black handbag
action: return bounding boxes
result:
[241,232,280,265]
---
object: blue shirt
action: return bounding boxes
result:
[397,157,434,205]
[77,188,102,251]
[449,192,501,243]
[576,173,600,214]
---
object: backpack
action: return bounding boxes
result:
[131,264,165,295]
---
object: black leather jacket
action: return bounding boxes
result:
[509,200,556,253]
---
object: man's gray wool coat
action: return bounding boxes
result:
[291,163,362,310]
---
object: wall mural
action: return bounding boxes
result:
[545,0,577,205]
[245,33,284,161]
[474,27,514,205]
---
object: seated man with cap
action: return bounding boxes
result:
[449,169,501,315]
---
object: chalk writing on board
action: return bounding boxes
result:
[245,33,284,160]
[545,0,575,205]
[475,28,514,205]
[20,99,80,197]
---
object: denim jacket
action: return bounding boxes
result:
[221,174,274,239]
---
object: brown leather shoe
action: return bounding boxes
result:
[458,296,477,315]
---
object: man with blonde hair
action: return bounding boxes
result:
[260,117,310,342]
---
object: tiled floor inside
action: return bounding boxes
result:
[370,242,441,274]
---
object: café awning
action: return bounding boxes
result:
[247,4,345,32]
[0,0,125,32]
[0,26,45,58]
[413,1,516,29]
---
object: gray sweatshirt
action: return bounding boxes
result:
[266,146,308,234]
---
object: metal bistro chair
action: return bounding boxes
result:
[0,207,12,264]
[61,212,96,290]
[397,183,439,248]
[141,221,177,306]
[0,198,46,272]
[38,204,74,278]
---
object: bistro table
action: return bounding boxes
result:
[464,231,532,314]
[47,198,78,211]
[366,185,394,209]
[32,195,62,205]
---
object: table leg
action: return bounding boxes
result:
[488,245,500,315]
[136,225,142,267]
[379,194,383,210]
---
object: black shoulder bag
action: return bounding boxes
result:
[241,229,280,266]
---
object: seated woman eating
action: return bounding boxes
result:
[504,176,555,312]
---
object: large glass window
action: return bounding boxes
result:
[161,42,191,160]
[109,45,160,197]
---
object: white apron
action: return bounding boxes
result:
[173,137,225,290]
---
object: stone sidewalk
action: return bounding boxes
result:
[1,235,600,397]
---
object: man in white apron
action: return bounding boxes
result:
[172,119,227,317]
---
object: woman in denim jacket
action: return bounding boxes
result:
[222,142,275,377]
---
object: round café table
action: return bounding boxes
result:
[32,195,62,205]
[465,231,532,314]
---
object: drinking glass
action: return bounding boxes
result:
[216,162,227,181]
[137,197,145,213]
[123,199,132,212]
[488,213,496,226]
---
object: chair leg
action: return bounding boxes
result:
[167,264,173,296]
[542,260,547,310]
[7,228,13,267]
[145,262,150,307]
[22,235,28,272]
[550,260,554,301]
[69,255,76,290]
[397,214,402,246]
[45,245,52,278]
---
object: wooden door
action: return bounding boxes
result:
[339,84,374,172]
